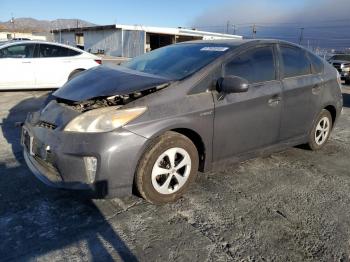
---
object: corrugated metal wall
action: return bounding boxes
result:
[53,28,146,58]
[84,29,123,56]
[54,32,76,45]
[122,30,145,58]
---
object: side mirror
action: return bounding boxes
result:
[217,76,249,94]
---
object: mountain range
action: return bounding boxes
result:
[0,18,96,32]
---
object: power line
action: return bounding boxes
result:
[192,18,350,28]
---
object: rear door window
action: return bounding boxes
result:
[280,46,312,78]
[0,43,35,58]
[224,46,276,84]
[38,44,81,58]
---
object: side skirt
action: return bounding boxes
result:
[209,135,308,172]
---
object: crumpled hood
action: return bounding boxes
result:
[53,65,171,102]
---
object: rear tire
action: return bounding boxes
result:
[307,109,332,150]
[135,131,199,204]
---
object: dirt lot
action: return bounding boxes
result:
[0,85,350,261]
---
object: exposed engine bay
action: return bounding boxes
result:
[55,84,168,113]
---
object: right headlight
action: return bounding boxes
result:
[64,106,147,133]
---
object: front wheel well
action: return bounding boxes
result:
[171,128,206,172]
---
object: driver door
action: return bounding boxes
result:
[213,45,283,161]
[0,43,36,89]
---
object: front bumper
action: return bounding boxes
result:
[22,116,149,198]
[24,149,90,189]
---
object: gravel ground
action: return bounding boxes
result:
[0,85,350,261]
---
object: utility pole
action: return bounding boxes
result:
[10,14,15,39]
[252,24,257,38]
[299,27,304,45]
[226,21,230,34]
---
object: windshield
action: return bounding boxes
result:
[122,43,231,80]
[330,55,350,61]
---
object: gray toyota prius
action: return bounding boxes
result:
[22,39,343,204]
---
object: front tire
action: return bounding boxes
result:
[307,109,332,150]
[135,131,199,204]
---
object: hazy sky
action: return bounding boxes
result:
[0,0,221,26]
[1,0,349,27]
[1,0,349,48]
[190,0,350,49]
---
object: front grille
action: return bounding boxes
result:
[37,121,57,130]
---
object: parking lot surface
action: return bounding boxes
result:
[1,86,350,261]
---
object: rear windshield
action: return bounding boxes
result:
[330,55,350,61]
[122,43,231,80]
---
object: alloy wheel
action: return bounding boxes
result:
[151,147,191,194]
[315,116,330,146]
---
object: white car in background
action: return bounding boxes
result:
[0,41,102,89]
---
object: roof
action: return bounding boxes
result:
[0,40,91,53]
[52,24,242,39]
[186,38,305,47]
[182,39,280,46]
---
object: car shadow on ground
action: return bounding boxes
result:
[0,94,138,261]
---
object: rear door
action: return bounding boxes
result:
[34,44,82,88]
[213,45,283,161]
[278,45,322,140]
[0,43,36,89]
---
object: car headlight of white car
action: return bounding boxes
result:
[343,66,350,72]
[64,106,147,133]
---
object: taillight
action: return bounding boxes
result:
[94,59,102,65]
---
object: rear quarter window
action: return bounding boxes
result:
[307,52,324,74]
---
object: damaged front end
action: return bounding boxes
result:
[53,64,172,102]
[55,84,166,113]
[21,64,172,197]
[36,64,172,128]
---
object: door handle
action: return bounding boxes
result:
[268,95,281,106]
[22,61,31,64]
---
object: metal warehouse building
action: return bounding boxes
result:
[52,24,242,58]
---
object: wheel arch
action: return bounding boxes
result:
[170,128,206,172]
[324,104,337,126]
[68,68,85,80]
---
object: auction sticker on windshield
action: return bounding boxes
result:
[200,47,229,52]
